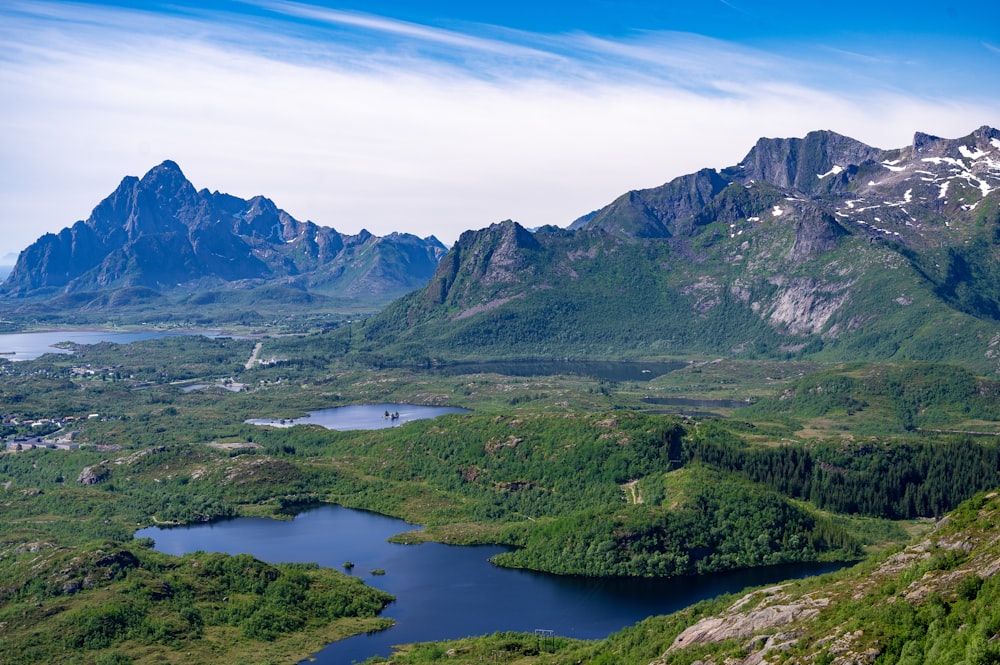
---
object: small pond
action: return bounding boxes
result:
[246,403,470,431]
[139,505,852,665]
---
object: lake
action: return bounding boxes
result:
[0,329,219,361]
[644,396,754,409]
[139,505,850,664]
[246,403,470,431]
[643,396,756,416]
[432,359,685,382]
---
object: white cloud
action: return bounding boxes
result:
[0,1,997,261]
[249,0,557,60]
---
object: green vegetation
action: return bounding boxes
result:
[350,212,1000,374]
[0,290,371,333]
[0,540,392,665]
[493,466,861,577]
[741,362,1000,434]
[2,332,1000,663]
[361,492,1000,665]
[360,236,798,362]
[687,426,1000,519]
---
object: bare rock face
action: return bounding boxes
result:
[665,585,829,654]
[765,277,853,336]
[77,464,109,485]
[730,130,883,193]
[788,207,848,263]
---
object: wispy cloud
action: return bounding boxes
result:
[248,0,556,60]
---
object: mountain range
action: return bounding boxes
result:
[359,126,1000,369]
[0,161,446,308]
[4,127,1000,366]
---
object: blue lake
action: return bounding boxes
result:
[246,403,470,431]
[0,330,218,361]
[139,505,850,665]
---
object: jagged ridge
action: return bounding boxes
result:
[0,161,447,301]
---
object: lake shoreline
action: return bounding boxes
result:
[138,504,855,665]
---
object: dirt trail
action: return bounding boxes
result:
[245,342,262,370]
[621,479,643,504]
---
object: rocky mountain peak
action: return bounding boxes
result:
[972,125,1000,143]
[362,125,1000,367]
[137,160,198,205]
[455,220,539,285]
[732,130,882,193]
[1,162,446,300]
[911,125,1000,157]
[416,220,540,313]
[143,159,184,179]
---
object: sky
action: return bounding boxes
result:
[2,1,1000,263]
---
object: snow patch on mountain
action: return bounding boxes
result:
[922,156,967,170]
[960,145,989,160]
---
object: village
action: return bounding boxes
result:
[1,412,94,452]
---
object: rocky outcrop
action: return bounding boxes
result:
[77,464,109,485]
[420,220,541,311]
[666,585,829,653]
[573,168,730,238]
[765,277,853,336]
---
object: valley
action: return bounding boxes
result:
[0,326,996,664]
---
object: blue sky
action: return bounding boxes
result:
[1,1,999,262]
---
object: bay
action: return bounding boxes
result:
[0,329,219,361]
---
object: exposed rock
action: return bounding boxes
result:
[788,207,848,262]
[731,130,883,193]
[665,587,829,653]
[77,465,109,485]
[765,278,852,335]
[94,550,139,571]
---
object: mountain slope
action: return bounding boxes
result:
[360,127,1000,369]
[0,161,447,303]
[643,490,1000,665]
